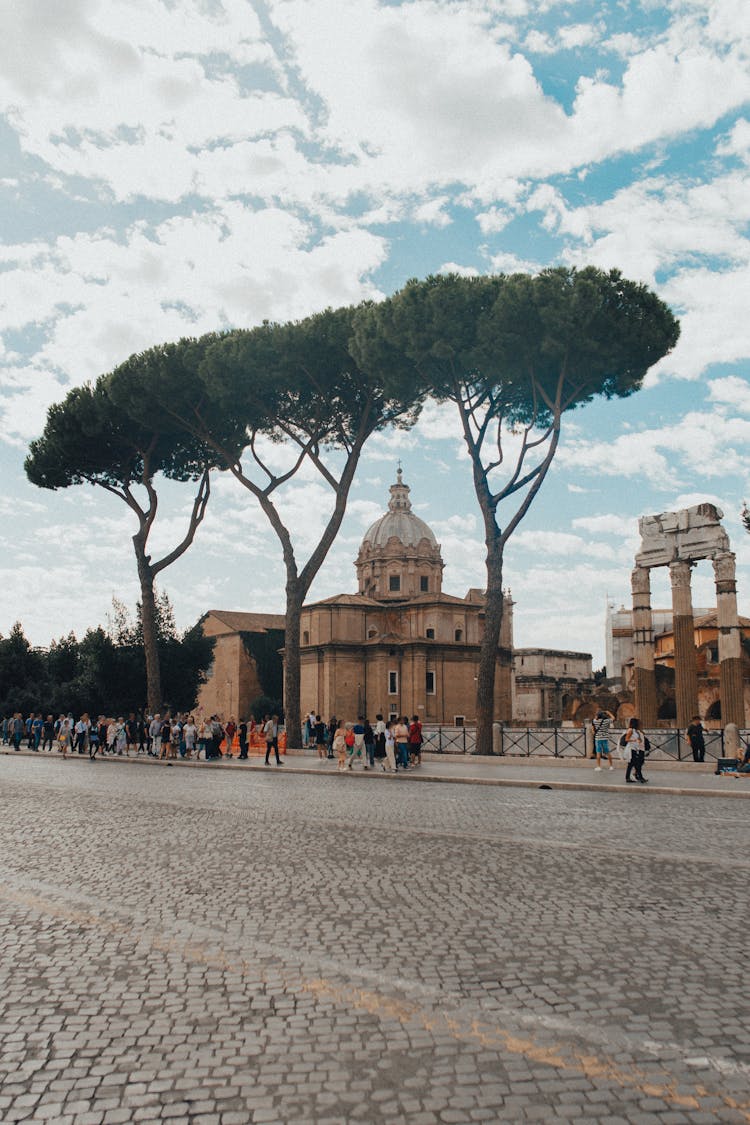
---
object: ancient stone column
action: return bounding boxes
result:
[631,566,657,727]
[713,551,745,727]
[669,559,699,728]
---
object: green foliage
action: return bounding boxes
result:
[200,305,424,448]
[0,614,214,719]
[353,268,680,425]
[112,593,178,646]
[0,624,46,714]
[239,629,284,703]
[248,694,283,722]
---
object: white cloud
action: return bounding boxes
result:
[707,375,750,413]
[558,407,750,486]
[0,205,388,440]
[509,528,617,559]
[572,513,640,540]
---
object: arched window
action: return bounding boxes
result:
[302,630,310,645]
[454,627,463,642]
[367,627,378,639]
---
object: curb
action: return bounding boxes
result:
[3,748,749,798]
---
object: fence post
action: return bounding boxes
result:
[677,728,681,761]
[463,726,467,754]
[554,727,558,758]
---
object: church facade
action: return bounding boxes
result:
[298,470,514,724]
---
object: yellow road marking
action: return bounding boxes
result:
[2,885,748,1120]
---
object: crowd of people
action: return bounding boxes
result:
[304,711,424,771]
[0,711,285,762]
[1,709,426,771]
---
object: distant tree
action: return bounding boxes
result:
[0,608,213,719]
[0,623,46,716]
[742,502,749,535]
[355,268,680,754]
[248,694,284,722]
[109,308,423,746]
[25,381,217,711]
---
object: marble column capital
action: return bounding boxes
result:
[712,550,737,585]
[631,566,652,596]
[669,559,693,589]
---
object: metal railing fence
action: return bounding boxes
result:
[422,725,749,759]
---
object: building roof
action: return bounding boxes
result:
[304,591,484,610]
[360,468,439,550]
[692,612,750,629]
[204,610,285,633]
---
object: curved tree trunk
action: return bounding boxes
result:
[475,527,504,756]
[134,542,162,714]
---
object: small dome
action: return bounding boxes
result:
[361,468,438,549]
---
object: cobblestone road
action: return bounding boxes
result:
[1,755,749,1124]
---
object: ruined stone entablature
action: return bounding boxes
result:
[635,503,730,569]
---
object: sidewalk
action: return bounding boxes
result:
[4,745,750,798]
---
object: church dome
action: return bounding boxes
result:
[361,468,438,549]
[356,468,443,601]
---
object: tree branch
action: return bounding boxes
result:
[152,468,211,576]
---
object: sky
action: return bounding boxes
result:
[1,0,750,668]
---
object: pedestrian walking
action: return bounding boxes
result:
[149,714,162,758]
[592,711,614,771]
[351,716,366,769]
[408,715,423,767]
[237,718,248,759]
[364,719,375,769]
[313,715,327,759]
[624,717,648,784]
[41,715,55,752]
[333,722,347,770]
[384,720,397,773]
[263,714,282,766]
[327,715,337,759]
[395,716,410,771]
[687,716,706,763]
[88,719,100,759]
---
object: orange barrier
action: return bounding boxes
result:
[220,729,287,757]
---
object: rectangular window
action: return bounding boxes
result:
[420,576,429,592]
[454,715,465,727]
[389,575,401,592]
[426,671,435,695]
[426,627,435,639]
[388,670,398,695]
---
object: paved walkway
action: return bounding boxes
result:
[4,745,749,798]
[1,755,749,1124]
